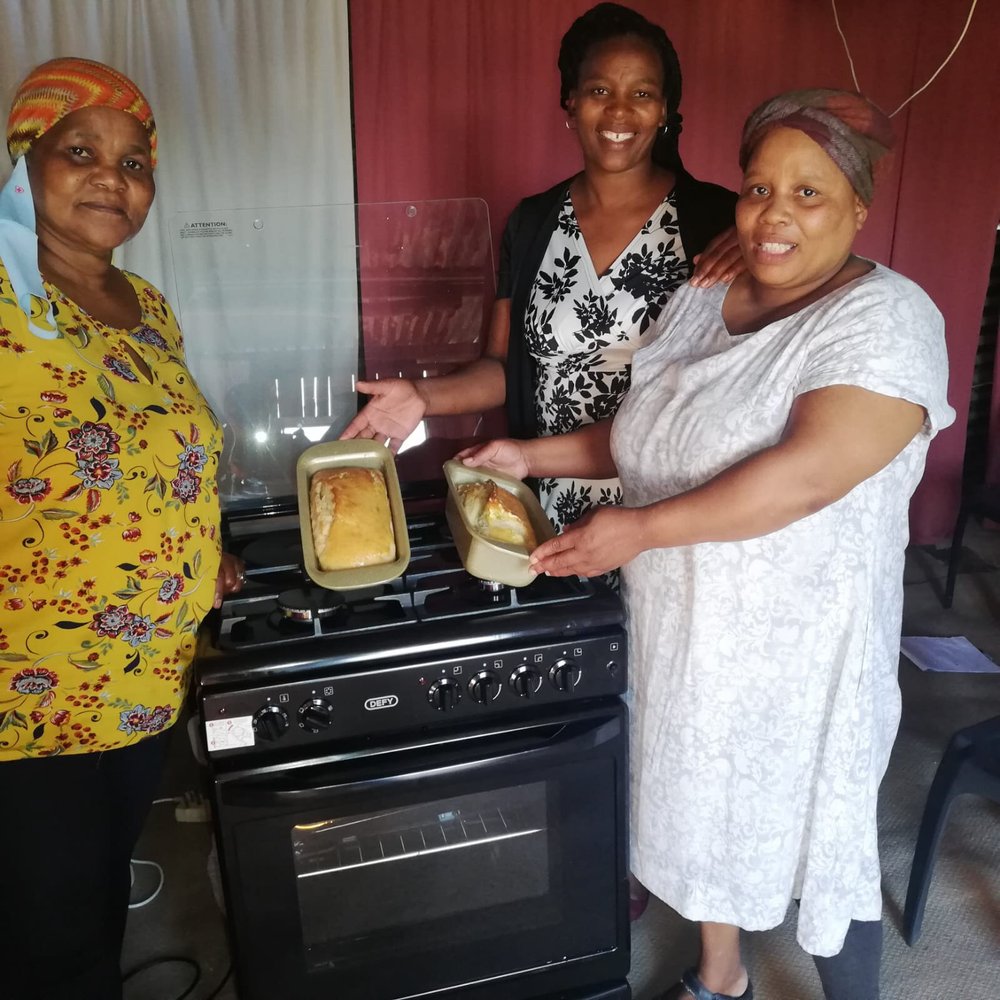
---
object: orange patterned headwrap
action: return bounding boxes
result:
[6,57,157,167]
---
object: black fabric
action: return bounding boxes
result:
[813,918,883,1000]
[499,168,737,439]
[0,732,171,1000]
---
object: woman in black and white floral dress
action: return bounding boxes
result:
[343,3,738,536]
[528,187,692,529]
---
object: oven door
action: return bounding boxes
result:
[212,702,628,1000]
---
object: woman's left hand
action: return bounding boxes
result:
[690,225,745,287]
[530,506,646,578]
[214,552,246,608]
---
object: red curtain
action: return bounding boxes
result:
[350,0,1000,542]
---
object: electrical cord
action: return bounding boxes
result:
[830,0,980,116]
[123,797,232,998]
[128,857,165,909]
[121,956,199,999]
[121,956,232,1000]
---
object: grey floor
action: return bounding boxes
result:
[122,520,1000,1000]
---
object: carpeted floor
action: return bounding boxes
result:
[122,522,1000,1000]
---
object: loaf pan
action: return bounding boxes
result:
[296,441,410,590]
[442,459,555,588]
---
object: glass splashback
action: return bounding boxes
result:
[169,200,494,510]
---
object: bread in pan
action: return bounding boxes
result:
[457,479,538,551]
[309,467,396,570]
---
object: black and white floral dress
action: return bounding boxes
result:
[525,191,690,531]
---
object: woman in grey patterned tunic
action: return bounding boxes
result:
[458,90,953,1000]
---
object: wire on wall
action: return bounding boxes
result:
[829,0,980,116]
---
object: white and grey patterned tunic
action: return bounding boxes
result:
[525,191,689,531]
[611,265,954,956]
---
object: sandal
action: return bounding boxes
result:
[656,967,754,1000]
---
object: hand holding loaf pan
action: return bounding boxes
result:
[442,459,555,588]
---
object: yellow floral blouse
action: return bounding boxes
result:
[0,260,221,759]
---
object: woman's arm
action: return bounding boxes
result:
[531,384,925,576]
[456,418,616,482]
[690,225,745,288]
[340,300,510,451]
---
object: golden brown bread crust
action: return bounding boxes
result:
[457,479,537,551]
[309,467,396,571]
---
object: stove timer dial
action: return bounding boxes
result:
[253,704,290,741]
[549,658,582,691]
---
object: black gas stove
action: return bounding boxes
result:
[197,507,627,763]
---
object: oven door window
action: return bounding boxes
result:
[217,714,624,1000]
[294,782,554,964]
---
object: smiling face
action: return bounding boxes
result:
[565,35,667,176]
[736,126,868,301]
[26,105,155,257]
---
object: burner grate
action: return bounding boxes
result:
[215,511,601,651]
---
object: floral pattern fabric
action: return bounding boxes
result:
[525,191,689,531]
[0,261,221,759]
[611,267,954,955]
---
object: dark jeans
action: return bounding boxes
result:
[0,732,170,1000]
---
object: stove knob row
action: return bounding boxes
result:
[253,704,290,741]
[298,698,335,732]
[427,677,462,711]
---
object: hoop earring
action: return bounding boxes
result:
[661,124,669,135]
[565,120,574,130]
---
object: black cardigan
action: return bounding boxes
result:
[497,169,737,439]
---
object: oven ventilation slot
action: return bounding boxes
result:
[295,807,541,878]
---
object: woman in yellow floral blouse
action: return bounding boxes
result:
[0,58,242,1000]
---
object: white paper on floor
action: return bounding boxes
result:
[901,635,1000,673]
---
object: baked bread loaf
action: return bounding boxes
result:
[457,479,538,551]
[309,467,396,571]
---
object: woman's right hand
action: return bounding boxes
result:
[454,439,531,481]
[339,378,427,453]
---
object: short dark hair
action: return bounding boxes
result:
[557,3,685,170]
[558,3,683,115]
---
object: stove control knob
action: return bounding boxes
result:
[298,698,335,733]
[253,704,289,741]
[468,671,501,704]
[549,659,582,692]
[509,665,542,698]
[427,677,461,711]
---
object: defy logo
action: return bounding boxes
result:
[364,695,399,711]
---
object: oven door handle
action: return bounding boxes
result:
[219,710,622,807]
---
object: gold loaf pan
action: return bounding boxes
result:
[442,459,555,588]
[296,441,410,590]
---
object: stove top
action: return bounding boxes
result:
[209,513,615,656]
[197,509,627,762]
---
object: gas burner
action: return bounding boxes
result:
[278,587,343,622]
[421,578,511,617]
